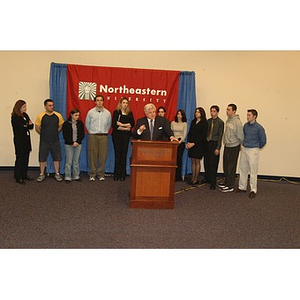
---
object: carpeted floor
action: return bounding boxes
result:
[0,170,299,248]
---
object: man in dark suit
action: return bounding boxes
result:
[132,103,177,141]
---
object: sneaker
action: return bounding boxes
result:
[220,186,234,193]
[36,174,45,182]
[73,178,82,182]
[89,176,96,181]
[98,176,105,181]
[55,173,63,182]
[217,182,226,188]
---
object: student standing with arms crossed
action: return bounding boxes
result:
[11,99,34,184]
[112,97,135,181]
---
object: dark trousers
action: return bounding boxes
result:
[112,134,130,178]
[223,145,240,188]
[14,151,30,180]
[204,140,220,186]
[176,143,185,180]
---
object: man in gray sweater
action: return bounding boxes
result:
[219,103,244,192]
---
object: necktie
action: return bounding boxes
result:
[150,119,154,140]
[207,119,214,141]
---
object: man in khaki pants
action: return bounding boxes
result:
[237,109,267,198]
[85,95,111,181]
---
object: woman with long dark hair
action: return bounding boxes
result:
[62,108,85,183]
[171,109,187,181]
[186,107,208,185]
[112,97,135,181]
[11,99,34,184]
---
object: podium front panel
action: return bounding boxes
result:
[130,140,178,209]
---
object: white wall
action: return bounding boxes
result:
[1,51,299,177]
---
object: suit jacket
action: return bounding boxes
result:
[11,113,33,153]
[132,116,174,141]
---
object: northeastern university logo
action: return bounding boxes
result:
[78,81,168,103]
[78,82,97,100]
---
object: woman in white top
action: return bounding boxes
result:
[171,109,187,181]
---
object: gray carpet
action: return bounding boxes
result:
[0,170,299,248]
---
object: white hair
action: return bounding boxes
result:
[144,103,156,114]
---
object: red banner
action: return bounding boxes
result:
[67,64,180,128]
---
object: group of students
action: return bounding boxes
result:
[11,96,266,198]
[11,96,132,185]
[185,103,267,199]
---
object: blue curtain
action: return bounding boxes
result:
[177,71,196,177]
[48,64,196,176]
[47,63,67,174]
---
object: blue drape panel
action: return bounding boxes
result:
[48,63,67,174]
[177,71,196,176]
[48,64,196,176]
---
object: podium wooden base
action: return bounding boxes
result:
[129,140,178,209]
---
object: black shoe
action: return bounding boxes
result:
[249,191,256,198]
[187,179,196,185]
[210,184,216,190]
[191,180,199,186]
[236,188,247,193]
[114,176,119,181]
[65,180,71,184]
[24,175,34,181]
[16,179,26,185]
[120,176,125,181]
[201,179,209,184]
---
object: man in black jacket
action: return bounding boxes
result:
[132,103,177,142]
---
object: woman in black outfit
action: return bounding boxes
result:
[11,99,34,184]
[186,107,208,185]
[112,97,135,181]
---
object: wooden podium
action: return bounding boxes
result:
[129,140,178,209]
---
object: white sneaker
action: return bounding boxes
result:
[220,186,234,193]
[98,176,105,181]
[217,182,226,188]
[89,176,96,181]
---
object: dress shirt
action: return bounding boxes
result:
[85,107,111,134]
[243,121,266,149]
[207,116,224,150]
